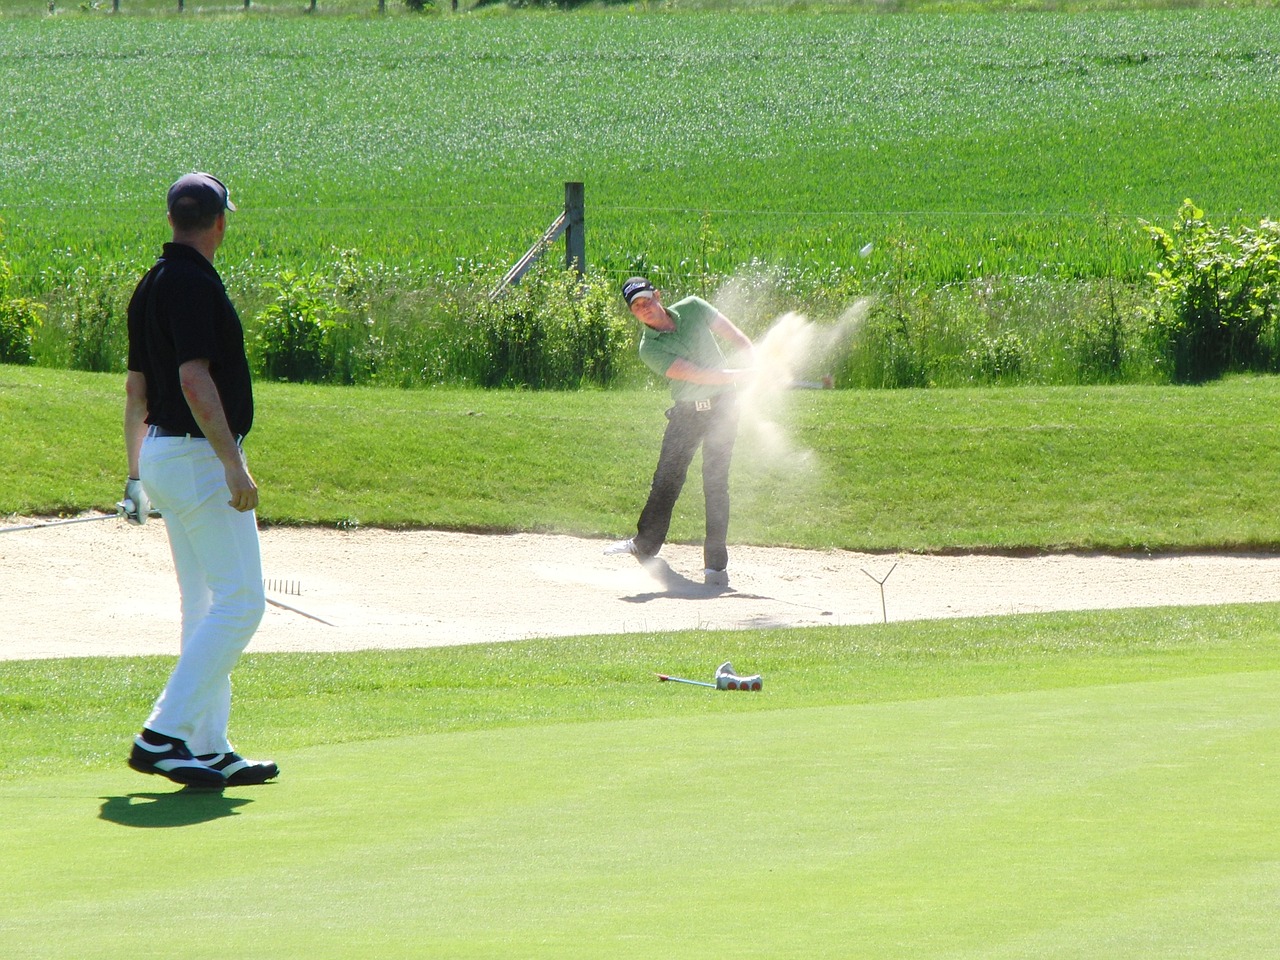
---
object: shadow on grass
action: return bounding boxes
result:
[98,790,253,828]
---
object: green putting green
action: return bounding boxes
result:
[4,669,1276,959]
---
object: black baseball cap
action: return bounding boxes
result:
[621,276,656,306]
[167,172,237,218]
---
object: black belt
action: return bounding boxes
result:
[147,425,197,438]
[674,392,734,412]
[147,424,244,445]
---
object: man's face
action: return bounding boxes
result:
[629,292,666,328]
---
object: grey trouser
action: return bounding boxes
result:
[634,392,739,572]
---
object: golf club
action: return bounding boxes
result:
[656,661,764,691]
[0,500,144,534]
[655,673,717,688]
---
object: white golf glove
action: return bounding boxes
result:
[121,477,151,525]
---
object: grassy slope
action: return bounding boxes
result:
[5,364,1280,551]
[4,366,1278,956]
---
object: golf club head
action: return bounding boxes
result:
[715,661,763,691]
[716,673,763,691]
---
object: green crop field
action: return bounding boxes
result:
[3,7,1280,293]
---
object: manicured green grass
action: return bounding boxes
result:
[2,604,1278,958]
[3,9,1280,291]
[5,363,1280,551]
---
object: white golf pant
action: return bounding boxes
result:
[139,435,265,756]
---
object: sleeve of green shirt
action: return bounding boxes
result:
[637,296,729,402]
[638,330,682,378]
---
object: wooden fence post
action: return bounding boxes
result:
[564,181,585,276]
[490,181,587,300]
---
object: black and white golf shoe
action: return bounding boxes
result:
[197,752,279,787]
[128,735,226,788]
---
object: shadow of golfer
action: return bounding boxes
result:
[622,560,739,603]
[98,790,252,828]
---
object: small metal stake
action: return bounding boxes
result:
[861,562,898,624]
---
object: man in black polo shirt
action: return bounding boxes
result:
[122,173,277,789]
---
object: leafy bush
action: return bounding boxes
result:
[467,267,632,390]
[1143,201,1280,384]
[253,270,343,383]
[965,331,1027,385]
[0,256,44,366]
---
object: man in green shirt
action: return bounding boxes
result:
[605,277,755,587]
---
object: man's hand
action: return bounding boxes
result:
[225,462,259,513]
[121,477,151,525]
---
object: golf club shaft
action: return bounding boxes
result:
[0,513,121,534]
[656,673,717,688]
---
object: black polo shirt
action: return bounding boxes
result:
[126,242,254,438]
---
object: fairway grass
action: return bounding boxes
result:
[2,673,1276,959]
[9,366,1280,552]
[2,605,1278,958]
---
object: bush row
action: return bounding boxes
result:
[6,202,1280,390]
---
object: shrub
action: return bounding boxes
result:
[965,331,1027,385]
[0,257,44,366]
[1142,200,1280,383]
[469,266,632,390]
[253,270,342,383]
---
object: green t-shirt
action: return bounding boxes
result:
[638,296,729,402]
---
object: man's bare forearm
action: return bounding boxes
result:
[124,370,149,478]
[664,357,754,385]
[178,359,259,512]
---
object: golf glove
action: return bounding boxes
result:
[121,477,151,525]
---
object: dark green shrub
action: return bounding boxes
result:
[965,331,1027,384]
[470,267,631,390]
[1143,201,1280,383]
[253,271,340,383]
[63,266,128,373]
[850,299,932,389]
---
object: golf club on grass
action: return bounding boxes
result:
[656,661,763,691]
[656,673,718,688]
